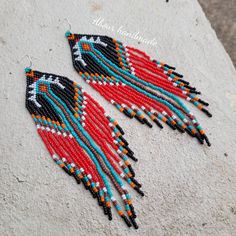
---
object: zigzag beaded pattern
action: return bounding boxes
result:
[25,69,143,229]
[66,32,212,146]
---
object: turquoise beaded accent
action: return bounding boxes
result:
[25,67,31,73]
[65,31,71,37]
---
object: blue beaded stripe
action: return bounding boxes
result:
[37,82,127,197]
[80,41,190,112]
[78,42,188,123]
[50,92,125,187]
[40,92,113,197]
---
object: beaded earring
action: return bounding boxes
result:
[66,32,212,146]
[25,68,143,229]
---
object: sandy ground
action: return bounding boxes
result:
[1,0,236,235]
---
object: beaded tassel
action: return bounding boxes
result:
[25,68,143,229]
[66,32,212,146]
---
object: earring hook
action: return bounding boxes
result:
[20,54,33,69]
[63,18,72,31]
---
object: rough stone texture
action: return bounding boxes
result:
[1,0,236,235]
[198,0,236,67]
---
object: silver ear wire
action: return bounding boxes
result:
[64,18,72,31]
[20,54,33,68]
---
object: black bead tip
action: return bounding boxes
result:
[143,118,153,128]
[134,187,144,196]
[116,124,125,135]
[129,205,137,218]
[127,154,138,162]
[74,175,81,184]
[198,99,209,106]
[103,204,108,215]
[125,146,134,155]
[178,79,190,85]
[121,215,132,227]
[120,136,129,146]
[164,64,176,70]
[130,177,142,188]
[135,114,145,124]
[196,133,204,145]
[202,134,211,147]
[202,108,212,117]
[107,207,112,221]
[129,216,139,229]
[185,128,195,137]
[153,118,163,129]
[128,165,135,177]
[123,109,133,118]
[172,71,183,78]
[62,166,72,175]
[166,120,176,130]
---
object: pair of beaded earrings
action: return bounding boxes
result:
[25,32,212,229]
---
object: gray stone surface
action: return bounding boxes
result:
[1,0,236,235]
[198,0,236,67]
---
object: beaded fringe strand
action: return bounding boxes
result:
[66,32,212,146]
[25,68,143,229]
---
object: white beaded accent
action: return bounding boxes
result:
[111,197,116,201]
[121,185,127,190]
[120,173,125,178]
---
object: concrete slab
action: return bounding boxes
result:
[198,0,236,66]
[0,0,236,235]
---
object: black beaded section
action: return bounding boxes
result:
[25,70,78,122]
[68,34,122,76]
